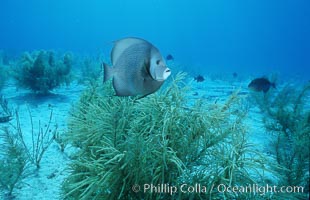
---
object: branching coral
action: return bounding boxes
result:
[62,73,272,199]
[0,107,57,199]
[0,127,29,199]
[0,96,13,123]
[251,83,310,199]
[13,50,72,94]
[15,109,57,169]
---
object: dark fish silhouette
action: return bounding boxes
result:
[248,78,275,93]
[233,72,238,78]
[103,37,171,97]
[194,75,205,82]
[166,54,174,61]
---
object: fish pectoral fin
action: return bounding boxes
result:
[140,59,150,78]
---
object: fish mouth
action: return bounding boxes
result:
[153,68,171,81]
[162,68,171,80]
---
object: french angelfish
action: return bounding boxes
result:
[103,37,171,97]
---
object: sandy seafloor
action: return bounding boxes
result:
[0,77,272,200]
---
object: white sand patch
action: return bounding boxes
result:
[0,81,85,200]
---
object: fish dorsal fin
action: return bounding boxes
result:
[111,37,148,65]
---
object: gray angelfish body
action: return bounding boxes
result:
[103,37,171,97]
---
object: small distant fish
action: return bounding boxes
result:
[0,116,12,123]
[166,54,174,61]
[194,75,205,82]
[233,72,238,78]
[103,37,171,97]
[248,77,275,93]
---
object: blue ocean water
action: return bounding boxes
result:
[1,0,309,80]
[1,1,309,199]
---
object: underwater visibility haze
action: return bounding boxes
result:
[0,0,309,199]
[1,0,310,79]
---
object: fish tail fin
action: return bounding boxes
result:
[102,62,113,82]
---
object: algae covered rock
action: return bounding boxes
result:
[13,50,72,94]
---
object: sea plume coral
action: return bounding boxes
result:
[0,127,29,199]
[62,73,271,199]
[250,82,310,199]
[13,50,72,94]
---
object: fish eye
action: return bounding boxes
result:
[156,60,160,65]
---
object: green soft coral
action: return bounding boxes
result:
[13,50,72,94]
[251,82,310,199]
[62,73,272,200]
[0,127,29,199]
